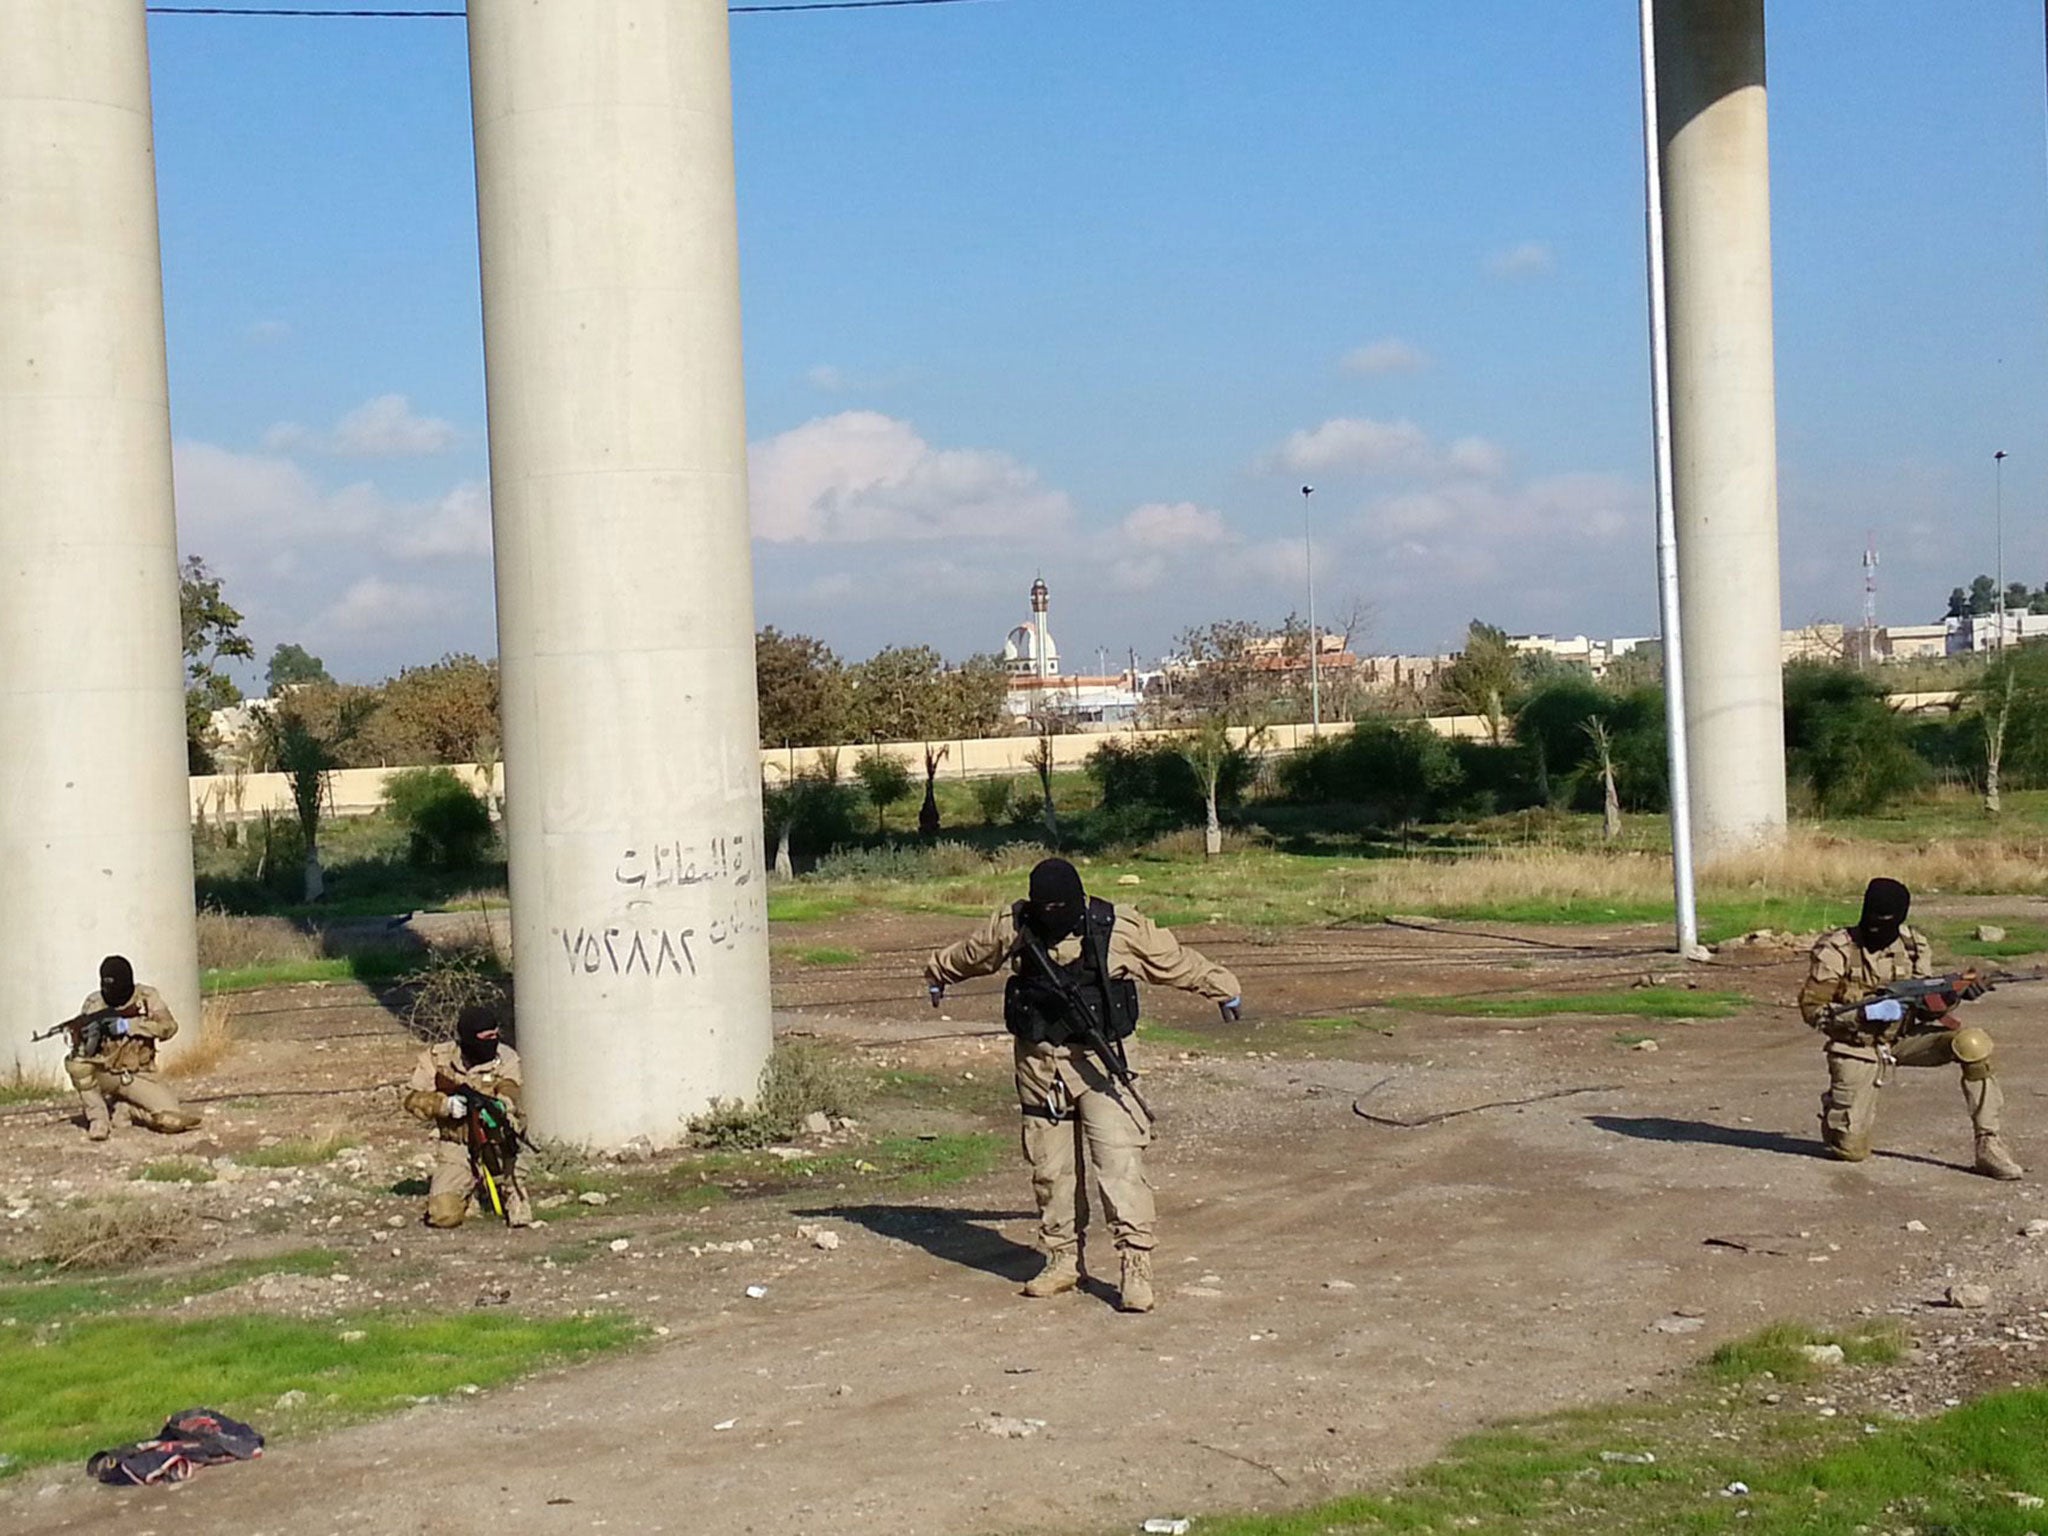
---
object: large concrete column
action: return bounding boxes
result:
[469,0,770,1147]
[1656,0,1788,858]
[0,0,199,1079]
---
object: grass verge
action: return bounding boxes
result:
[133,1158,217,1185]
[237,1133,360,1169]
[0,1310,636,1477]
[0,1248,340,1327]
[1185,1321,2048,1536]
[1393,987,1747,1021]
[201,953,415,994]
[788,945,863,967]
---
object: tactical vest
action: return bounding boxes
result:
[1003,897,1140,1047]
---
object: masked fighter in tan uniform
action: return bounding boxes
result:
[924,858,1241,1312]
[1800,877,2021,1179]
[64,955,202,1141]
[403,1006,533,1227]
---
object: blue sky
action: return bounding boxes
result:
[147,0,2048,685]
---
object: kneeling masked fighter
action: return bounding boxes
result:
[1800,877,2022,1179]
[923,857,1242,1312]
[62,956,202,1141]
[404,1005,534,1228]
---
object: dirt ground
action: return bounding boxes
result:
[9,900,2048,1535]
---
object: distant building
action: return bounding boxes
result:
[1000,578,1138,726]
[1948,612,2048,654]
[1003,577,1059,679]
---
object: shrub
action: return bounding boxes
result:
[1274,719,1463,826]
[1087,737,1254,824]
[402,943,508,1042]
[970,775,1016,827]
[382,766,493,868]
[36,1200,188,1270]
[851,749,914,832]
[687,1042,861,1149]
[1783,664,1926,815]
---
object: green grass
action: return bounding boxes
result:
[237,1133,360,1168]
[1927,918,2048,960]
[0,1073,64,1106]
[767,890,859,924]
[0,1309,636,1477]
[201,953,416,994]
[1292,1014,1398,1036]
[1703,1320,1907,1383]
[134,1158,216,1184]
[788,944,863,967]
[1181,1319,2048,1536]
[1393,987,1747,1021]
[0,1249,342,1328]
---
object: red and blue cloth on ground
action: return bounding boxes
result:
[87,1407,264,1486]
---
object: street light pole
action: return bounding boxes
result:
[1996,450,2009,653]
[1301,484,1320,732]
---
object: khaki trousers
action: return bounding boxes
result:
[65,1062,200,1135]
[1015,1039,1154,1255]
[1823,1029,2002,1154]
[425,1139,531,1228]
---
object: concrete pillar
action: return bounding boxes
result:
[0,0,200,1079]
[1656,0,1788,857]
[469,0,770,1147]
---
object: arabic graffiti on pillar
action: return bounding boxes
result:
[612,834,754,892]
[559,925,699,978]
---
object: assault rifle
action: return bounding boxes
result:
[453,1084,535,1225]
[29,1005,130,1057]
[1010,925,1157,1126]
[1819,967,2048,1033]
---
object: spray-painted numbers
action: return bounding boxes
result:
[558,926,697,978]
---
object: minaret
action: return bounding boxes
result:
[1030,576,1052,680]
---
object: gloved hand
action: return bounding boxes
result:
[444,1094,469,1120]
[108,1019,129,1036]
[1960,971,1989,1002]
[1862,997,1905,1024]
[1219,996,1242,1023]
[927,982,946,1008]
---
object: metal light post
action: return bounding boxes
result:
[1638,0,1700,959]
[1301,484,1321,732]
[1996,450,2009,653]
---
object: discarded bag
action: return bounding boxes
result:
[88,1407,264,1487]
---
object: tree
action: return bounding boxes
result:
[1025,718,1060,844]
[1584,717,1622,840]
[1436,621,1518,743]
[1962,645,2048,813]
[971,775,1015,827]
[918,744,948,837]
[934,654,1011,739]
[1969,575,1998,617]
[1782,663,1925,816]
[849,645,949,742]
[851,748,913,833]
[1157,619,1288,725]
[252,692,370,901]
[265,642,331,696]
[180,556,255,771]
[1947,587,1970,620]
[1176,716,1265,857]
[364,654,499,765]
[756,629,853,748]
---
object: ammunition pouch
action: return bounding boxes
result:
[1003,899,1139,1047]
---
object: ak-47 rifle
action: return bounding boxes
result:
[1820,967,2048,1034]
[29,1005,130,1057]
[453,1084,536,1224]
[1010,922,1157,1126]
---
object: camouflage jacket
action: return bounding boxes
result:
[74,985,178,1075]
[1798,925,1933,1041]
[404,1043,525,1144]
[924,901,1241,1004]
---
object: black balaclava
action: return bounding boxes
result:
[1025,857,1088,943]
[98,955,135,1009]
[456,1005,501,1067]
[1854,878,1911,953]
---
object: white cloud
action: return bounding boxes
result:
[389,481,492,560]
[805,364,850,392]
[265,393,459,457]
[1486,240,1555,278]
[1118,501,1231,549]
[1340,338,1429,376]
[314,577,447,637]
[1264,417,1506,481]
[748,411,1071,543]
[173,441,327,532]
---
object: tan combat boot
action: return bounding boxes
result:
[1022,1248,1080,1298]
[1117,1248,1155,1314]
[1975,1132,2024,1181]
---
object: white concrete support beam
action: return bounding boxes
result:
[469,0,771,1147]
[1655,0,1788,858]
[0,0,199,1077]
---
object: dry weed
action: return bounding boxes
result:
[165,997,236,1080]
[36,1199,189,1270]
[403,943,509,1041]
[1707,828,2048,898]
[195,908,322,971]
